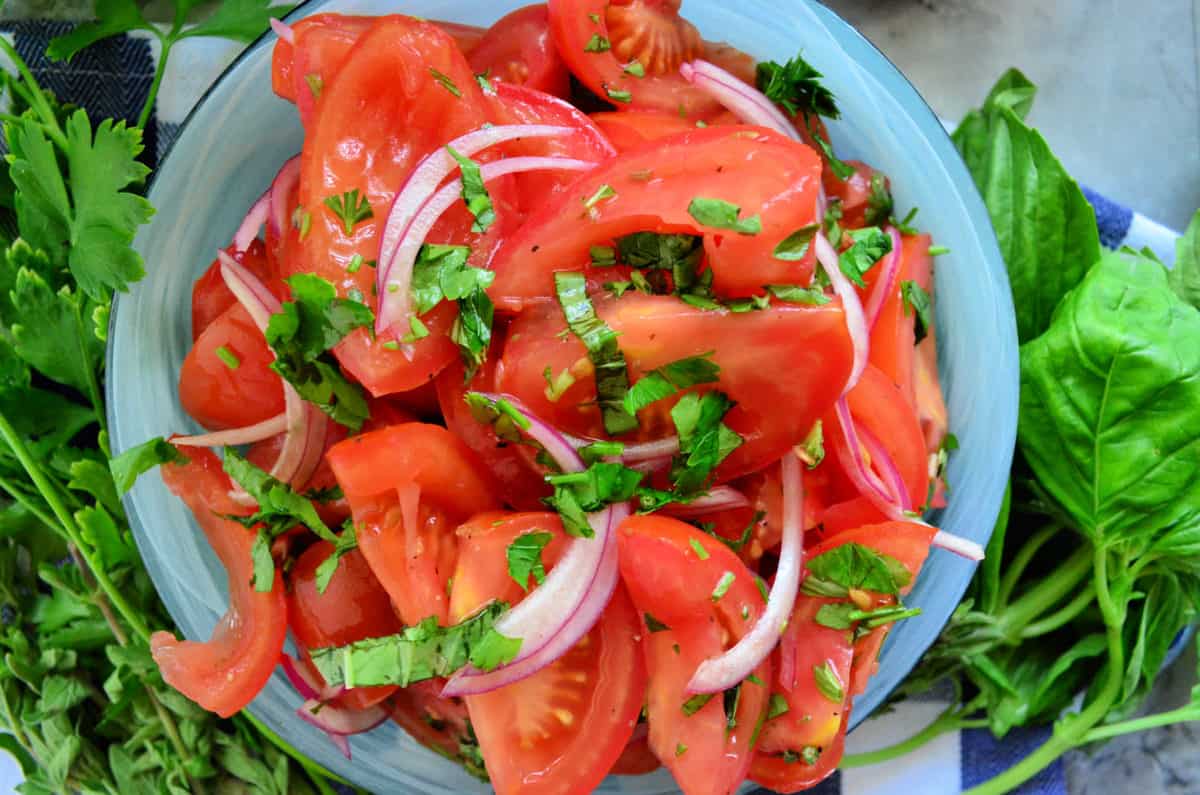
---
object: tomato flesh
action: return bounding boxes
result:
[191,240,272,340]
[469,5,570,97]
[151,447,287,717]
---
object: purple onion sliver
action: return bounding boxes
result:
[932,530,985,561]
[662,485,751,517]
[174,412,288,448]
[857,421,913,511]
[270,17,295,44]
[280,653,321,701]
[863,226,903,332]
[233,193,270,253]
[296,698,388,736]
[268,155,301,236]
[834,399,906,522]
[815,233,869,393]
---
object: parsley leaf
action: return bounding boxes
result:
[221,449,336,544]
[309,603,518,687]
[900,280,934,344]
[554,272,638,435]
[687,198,762,235]
[543,367,577,402]
[796,421,825,469]
[682,693,714,716]
[447,147,495,233]
[864,173,894,227]
[411,244,495,315]
[544,462,644,537]
[773,223,819,261]
[767,693,790,720]
[623,353,720,415]
[644,613,671,632]
[506,531,553,591]
[584,34,611,52]
[322,189,373,236]
[670,391,743,494]
[837,227,893,288]
[109,437,188,494]
[802,542,913,597]
[813,661,845,704]
[451,287,494,380]
[766,283,830,305]
[755,52,840,120]
[616,231,703,286]
[711,571,735,602]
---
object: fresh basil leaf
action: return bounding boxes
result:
[951,69,1100,342]
[222,448,336,543]
[110,437,188,494]
[804,542,912,596]
[623,353,720,415]
[447,146,495,233]
[687,198,761,235]
[766,283,830,305]
[554,272,638,435]
[313,523,357,595]
[797,421,824,469]
[812,661,844,704]
[1019,250,1200,551]
[767,692,790,720]
[682,693,714,716]
[837,227,892,288]
[1167,209,1200,309]
[772,224,819,261]
[411,243,494,315]
[711,571,735,602]
[900,279,933,344]
[544,462,643,537]
[670,391,743,494]
[644,613,671,632]
[250,529,274,592]
[451,288,494,381]
[615,232,703,286]
[506,530,553,591]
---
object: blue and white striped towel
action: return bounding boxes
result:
[0,18,1184,795]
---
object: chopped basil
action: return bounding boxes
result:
[724,683,742,731]
[797,421,825,468]
[682,693,714,716]
[670,391,743,494]
[402,316,430,343]
[451,288,494,380]
[837,227,893,288]
[214,345,239,370]
[346,254,365,273]
[314,522,358,594]
[928,244,951,256]
[464,393,531,444]
[711,571,735,602]
[687,197,762,235]
[429,67,462,97]
[900,279,934,344]
[542,366,576,402]
[802,542,912,597]
[582,183,617,211]
[697,510,762,553]
[294,206,312,240]
[474,70,494,93]
[624,60,645,78]
[688,537,710,560]
[767,693,790,720]
[411,243,494,315]
[804,115,855,181]
[583,33,610,52]
[579,440,623,463]
[605,85,632,103]
[446,146,495,233]
[895,205,920,235]
[604,280,632,297]
[304,73,323,98]
[766,283,830,305]
[773,223,819,261]
[589,244,616,267]
[323,189,373,236]
[746,673,765,687]
[554,272,638,435]
[623,353,720,415]
[644,613,671,633]
[815,602,922,631]
[506,530,554,591]
[813,661,845,704]
[544,462,644,537]
[310,602,517,687]
[250,530,274,592]
[864,173,894,227]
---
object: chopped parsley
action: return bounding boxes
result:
[864,173,894,227]
[605,85,632,103]
[644,613,671,633]
[675,743,688,757]
[815,602,923,631]
[755,52,839,120]
[767,693,790,720]
[542,366,576,402]
[589,244,616,267]
[214,345,239,370]
[447,146,495,232]
[697,510,763,553]
[813,661,845,704]
[323,189,373,236]
[451,288,494,380]
[669,391,743,494]
[773,223,820,261]
[929,244,951,257]
[304,73,323,98]
[682,693,714,716]
[429,67,462,97]
[901,279,934,344]
[583,33,611,52]
[711,571,735,602]
[797,421,825,468]
[411,244,495,314]
[837,227,893,288]
[624,60,645,78]
[506,531,554,591]
[544,461,644,537]
[582,183,617,211]
[688,537,710,560]
[623,353,720,415]
[554,272,638,435]
[766,283,830,305]
[802,542,913,598]
[687,197,762,235]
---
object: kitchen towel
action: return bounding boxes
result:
[0,16,1185,795]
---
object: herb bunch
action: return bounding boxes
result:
[843,70,1200,795]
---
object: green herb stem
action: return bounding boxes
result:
[996,522,1059,606]
[1082,703,1200,743]
[0,408,152,642]
[0,37,67,149]
[0,475,64,536]
[1018,581,1096,639]
[997,542,1091,641]
[841,699,985,768]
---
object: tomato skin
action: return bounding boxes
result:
[326,423,501,625]
[549,0,722,116]
[748,725,846,795]
[617,515,771,795]
[178,303,286,431]
[297,15,507,395]
[151,447,287,717]
[496,292,852,481]
[451,513,647,795]
[489,126,824,307]
[469,5,570,97]
[288,541,402,710]
[610,730,661,775]
[191,240,272,340]
[588,109,741,152]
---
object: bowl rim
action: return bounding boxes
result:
[108,0,1017,781]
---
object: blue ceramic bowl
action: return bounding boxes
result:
[108,1,1018,791]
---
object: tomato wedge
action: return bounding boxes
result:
[451,512,646,795]
[151,447,287,717]
[179,303,285,431]
[489,126,823,307]
[296,15,506,395]
[191,240,273,340]
[496,291,852,480]
[325,423,501,625]
[288,541,402,710]
[618,514,771,795]
[469,5,570,97]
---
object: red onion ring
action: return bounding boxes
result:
[834,399,904,522]
[268,155,301,236]
[173,412,288,448]
[815,233,869,393]
[689,453,804,693]
[444,393,620,690]
[296,698,388,760]
[270,17,295,44]
[863,226,903,331]
[777,611,801,691]
[662,485,750,517]
[281,652,321,701]
[932,530,985,561]
[857,422,913,511]
[376,155,597,337]
[233,192,269,253]
[679,60,797,139]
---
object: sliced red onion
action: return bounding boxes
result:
[834,399,905,522]
[233,192,270,253]
[377,155,597,336]
[270,17,295,44]
[280,652,321,701]
[777,612,800,691]
[679,60,796,139]
[863,226,903,331]
[663,486,750,517]
[443,504,626,697]
[174,413,288,448]
[857,422,913,511]
[562,432,680,465]
[217,250,280,325]
[815,233,869,393]
[932,530,985,561]
[446,393,618,685]
[297,698,388,759]
[689,453,804,693]
[268,155,301,236]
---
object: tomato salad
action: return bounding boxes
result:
[136,2,983,793]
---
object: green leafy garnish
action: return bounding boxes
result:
[543,366,577,402]
[767,693,790,720]
[900,280,933,344]
[623,353,720,415]
[688,537,710,560]
[109,437,189,494]
[669,391,743,494]
[214,344,240,370]
[812,661,844,704]
[796,421,824,469]
[411,244,495,314]
[625,60,646,78]
[447,146,495,233]
[583,34,611,52]
[773,223,819,261]
[836,227,893,288]
[429,67,462,97]
[451,288,494,381]
[310,603,518,687]
[766,283,830,305]
[644,613,671,633]
[322,189,373,236]
[582,183,617,211]
[802,542,912,597]
[314,523,358,595]
[681,693,714,716]
[814,602,922,631]
[711,571,735,602]
[755,52,839,120]
[605,86,632,103]
[687,198,762,235]
[506,531,553,591]
[554,272,638,435]
[1168,210,1200,308]
[544,462,644,537]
